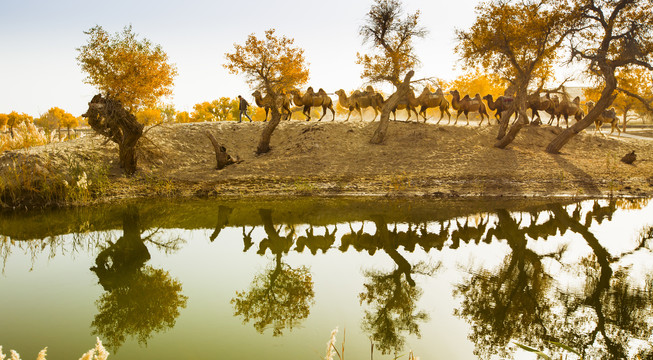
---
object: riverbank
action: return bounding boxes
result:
[1,120,652,208]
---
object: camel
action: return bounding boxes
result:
[527,93,556,124]
[416,87,451,123]
[251,90,292,121]
[391,89,420,121]
[545,95,563,126]
[482,94,514,124]
[586,100,621,136]
[291,87,335,121]
[335,87,384,121]
[555,96,584,128]
[449,90,489,126]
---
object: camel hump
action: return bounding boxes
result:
[365,85,375,93]
[317,88,327,95]
[462,94,471,100]
[573,96,580,104]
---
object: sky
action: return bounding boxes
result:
[0,0,577,117]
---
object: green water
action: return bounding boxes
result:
[1,198,652,360]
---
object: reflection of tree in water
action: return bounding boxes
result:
[231,209,315,336]
[358,215,438,355]
[90,206,188,352]
[454,201,653,359]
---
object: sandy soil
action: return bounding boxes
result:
[2,118,653,202]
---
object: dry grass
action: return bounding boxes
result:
[1,119,653,208]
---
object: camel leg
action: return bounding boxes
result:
[357,106,364,121]
[465,111,470,126]
[329,106,336,121]
[345,110,351,122]
[303,106,311,121]
[371,108,378,121]
[454,111,462,125]
[318,105,326,121]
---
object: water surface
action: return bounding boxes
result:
[1,198,652,359]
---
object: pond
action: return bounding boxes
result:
[1,198,652,360]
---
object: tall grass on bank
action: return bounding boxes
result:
[0,151,110,208]
[0,338,108,360]
[0,123,59,152]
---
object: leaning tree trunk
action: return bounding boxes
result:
[547,73,617,154]
[257,99,282,155]
[370,71,415,144]
[495,81,529,149]
[82,94,144,176]
[205,131,238,169]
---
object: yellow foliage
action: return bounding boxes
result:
[224,29,309,95]
[175,111,191,123]
[448,70,507,98]
[456,0,575,94]
[135,108,164,126]
[0,113,7,131]
[76,25,177,111]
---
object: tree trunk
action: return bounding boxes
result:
[205,131,237,169]
[547,82,617,154]
[622,109,629,133]
[370,71,415,145]
[496,109,515,140]
[82,94,144,176]
[495,80,528,148]
[495,113,528,149]
[257,102,281,154]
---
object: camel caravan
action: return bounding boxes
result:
[250,85,621,136]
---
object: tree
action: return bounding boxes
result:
[76,25,177,111]
[546,0,653,153]
[584,66,653,132]
[38,107,79,138]
[6,111,33,138]
[135,108,164,126]
[78,25,177,175]
[224,29,309,154]
[358,1,426,144]
[175,111,191,123]
[457,0,579,148]
[357,0,427,87]
[0,114,8,132]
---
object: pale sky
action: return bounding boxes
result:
[0,0,512,117]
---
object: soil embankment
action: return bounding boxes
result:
[1,120,652,205]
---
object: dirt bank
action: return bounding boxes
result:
[2,119,653,206]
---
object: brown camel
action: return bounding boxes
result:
[482,94,514,124]
[555,96,584,128]
[545,95,563,126]
[416,87,451,123]
[391,89,420,121]
[449,90,489,126]
[586,101,621,136]
[335,87,384,121]
[251,90,292,121]
[293,87,336,121]
[527,93,556,124]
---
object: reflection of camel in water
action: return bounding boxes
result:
[256,209,295,255]
[418,221,451,251]
[339,222,378,255]
[295,225,337,254]
[450,216,488,249]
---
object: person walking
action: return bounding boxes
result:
[238,95,253,123]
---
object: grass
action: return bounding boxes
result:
[0,151,110,209]
[0,338,108,360]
